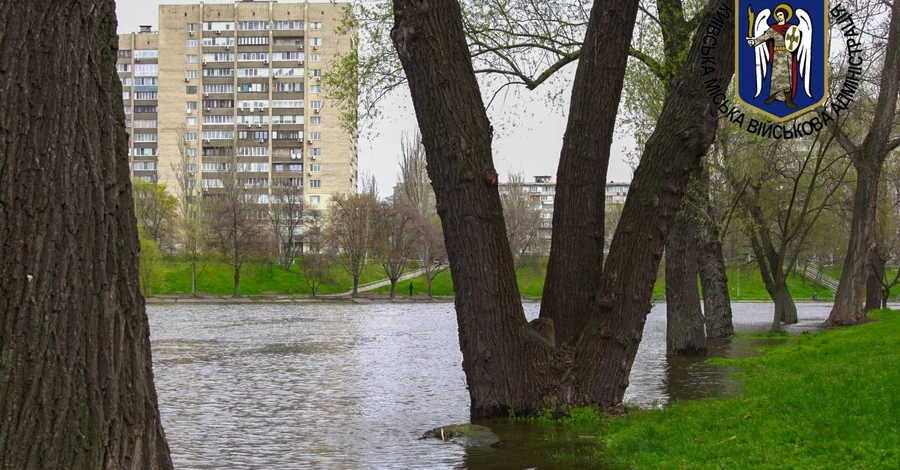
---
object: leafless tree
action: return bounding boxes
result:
[372,200,422,297]
[299,209,336,296]
[170,127,208,296]
[205,142,264,297]
[326,192,378,296]
[267,183,305,270]
[501,172,546,270]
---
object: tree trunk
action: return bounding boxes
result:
[665,212,707,356]
[772,280,798,329]
[352,276,359,297]
[696,164,734,338]
[425,265,434,298]
[865,252,884,312]
[392,0,734,415]
[191,260,198,296]
[826,0,900,326]
[827,165,880,325]
[0,1,173,467]
[538,0,640,347]
[389,279,397,298]
[233,264,241,297]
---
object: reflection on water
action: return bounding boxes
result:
[148,301,831,469]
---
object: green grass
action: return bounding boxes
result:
[148,260,386,296]
[556,309,900,469]
[386,261,835,302]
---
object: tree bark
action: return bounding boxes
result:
[827,0,900,326]
[696,164,734,338]
[0,1,173,467]
[538,0,640,348]
[233,263,242,297]
[665,205,708,356]
[865,250,885,312]
[352,276,359,297]
[389,279,397,298]
[191,261,198,296]
[772,281,798,329]
[392,0,734,415]
[828,164,881,324]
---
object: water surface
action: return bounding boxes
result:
[149,301,831,469]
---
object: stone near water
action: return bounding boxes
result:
[420,424,501,448]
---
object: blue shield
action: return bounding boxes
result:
[735,1,829,121]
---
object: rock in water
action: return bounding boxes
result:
[420,424,501,447]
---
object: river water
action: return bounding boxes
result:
[148,302,832,469]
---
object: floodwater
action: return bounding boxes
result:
[148,302,832,469]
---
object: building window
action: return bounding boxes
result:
[186,70,198,79]
[134,91,158,100]
[186,39,198,48]
[274,20,304,30]
[310,85,321,93]
[310,163,322,172]
[186,148,197,157]
[185,132,197,142]
[309,195,321,204]
[204,21,234,31]
[134,50,158,59]
[310,148,322,157]
[123,105,132,114]
[310,116,322,125]
[187,23,198,32]
[310,180,321,188]
[134,64,158,76]
[186,101,198,110]
[237,36,268,46]
[186,117,197,126]
[310,22,322,31]
[118,50,131,58]
[238,21,269,31]
[310,100,322,110]
[186,54,198,63]
[116,63,131,73]
[310,132,322,141]
[186,86,197,94]
[310,53,322,62]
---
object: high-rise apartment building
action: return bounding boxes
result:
[118,0,356,209]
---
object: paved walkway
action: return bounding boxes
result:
[334,265,445,296]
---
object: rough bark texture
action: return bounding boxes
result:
[749,233,798,328]
[538,0,640,347]
[696,164,734,337]
[0,1,173,467]
[865,255,883,312]
[392,0,734,415]
[665,196,708,356]
[827,0,900,326]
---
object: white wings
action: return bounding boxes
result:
[796,9,813,98]
[752,9,771,98]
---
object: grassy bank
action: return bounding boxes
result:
[147,260,385,296]
[384,263,835,302]
[550,309,900,468]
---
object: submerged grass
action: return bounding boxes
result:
[549,309,900,469]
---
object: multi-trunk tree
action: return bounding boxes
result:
[392,0,735,415]
[826,0,900,325]
[326,192,378,297]
[0,0,173,466]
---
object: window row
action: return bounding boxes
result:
[133,162,158,170]
[134,50,158,59]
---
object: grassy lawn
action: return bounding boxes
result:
[148,260,386,296]
[549,309,900,468]
[385,261,835,302]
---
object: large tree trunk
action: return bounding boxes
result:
[772,280,798,329]
[665,207,708,356]
[696,164,734,338]
[351,275,359,297]
[828,165,881,324]
[538,0,640,348]
[0,1,173,467]
[389,279,397,298]
[865,252,884,312]
[392,0,734,415]
[827,0,900,326]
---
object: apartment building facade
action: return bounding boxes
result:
[118,0,356,209]
[499,176,631,242]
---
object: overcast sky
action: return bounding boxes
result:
[116,0,635,192]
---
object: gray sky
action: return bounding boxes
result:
[116,0,635,193]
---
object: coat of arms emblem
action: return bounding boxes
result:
[736,1,829,121]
